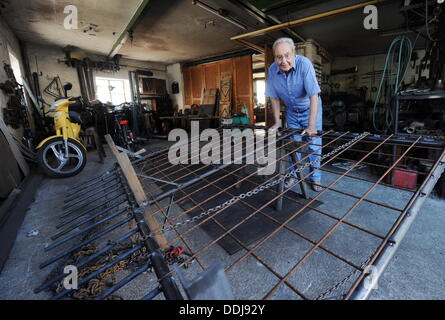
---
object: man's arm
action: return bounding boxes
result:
[270,98,281,130]
[303,94,319,137]
[301,56,321,137]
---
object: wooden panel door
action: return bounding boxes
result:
[203,62,219,89]
[190,66,204,105]
[183,55,254,123]
[183,66,193,106]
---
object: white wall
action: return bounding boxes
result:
[26,43,81,102]
[166,63,184,111]
[26,42,168,105]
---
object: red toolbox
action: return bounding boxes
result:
[391,165,418,189]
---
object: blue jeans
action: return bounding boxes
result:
[286,100,323,182]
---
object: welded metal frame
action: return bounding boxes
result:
[36,125,445,300]
[130,126,445,300]
[34,167,183,300]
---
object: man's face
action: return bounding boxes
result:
[274,42,294,72]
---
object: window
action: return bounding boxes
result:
[95,77,131,105]
[255,80,266,105]
[8,46,23,85]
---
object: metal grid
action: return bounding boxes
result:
[35,126,445,300]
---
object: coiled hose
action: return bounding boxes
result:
[372,36,414,133]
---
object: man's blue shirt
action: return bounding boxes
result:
[265,55,321,111]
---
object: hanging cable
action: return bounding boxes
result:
[372,35,417,133]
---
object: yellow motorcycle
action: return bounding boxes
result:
[37,83,87,177]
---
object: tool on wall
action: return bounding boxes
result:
[0,63,46,137]
[43,76,64,100]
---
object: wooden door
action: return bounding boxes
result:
[203,62,218,89]
[183,55,254,123]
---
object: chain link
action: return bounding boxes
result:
[141,132,369,238]
[315,255,373,300]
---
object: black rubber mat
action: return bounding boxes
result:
[176,169,323,255]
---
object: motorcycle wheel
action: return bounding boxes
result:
[37,138,87,178]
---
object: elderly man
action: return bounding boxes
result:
[266,37,323,192]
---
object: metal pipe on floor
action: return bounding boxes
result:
[347,150,445,300]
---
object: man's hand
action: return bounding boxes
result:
[302,126,317,137]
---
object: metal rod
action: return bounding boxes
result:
[346,150,445,300]
[62,181,122,210]
[145,129,297,206]
[230,0,392,40]
[138,174,180,186]
[71,170,117,191]
[262,137,420,299]
[142,287,162,300]
[46,208,128,251]
[61,185,124,217]
[162,133,368,269]
[324,132,445,149]
[34,229,138,293]
[132,208,183,300]
[53,200,128,239]
[177,165,363,298]
[143,131,340,236]
[52,245,143,299]
[40,217,133,269]
[94,264,151,300]
[219,167,389,240]
[224,134,387,275]
[172,177,310,299]
[65,176,119,203]
[57,194,126,228]
[192,0,247,30]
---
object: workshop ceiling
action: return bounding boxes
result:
[117,0,262,64]
[1,0,145,56]
[118,0,413,63]
[1,0,420,64]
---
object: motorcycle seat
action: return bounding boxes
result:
[69,111,83,125]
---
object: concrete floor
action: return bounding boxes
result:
[0,141,444,300]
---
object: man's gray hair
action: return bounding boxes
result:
[272,37,296,53]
